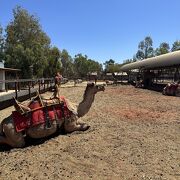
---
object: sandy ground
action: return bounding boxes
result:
[0,85,180,180]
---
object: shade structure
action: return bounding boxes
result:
[120,51,180,71]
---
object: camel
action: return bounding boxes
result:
[162,82,180,96]
[0,82,105,148]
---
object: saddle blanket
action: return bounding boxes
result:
[12,102,70,132]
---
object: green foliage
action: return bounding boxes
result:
[136,36,154,60]
[4,6,51,78]
[104,59,115,72]
[61,49,75,78]
[107,63,121,73]
[74,54,89,78]
[87,59,102,73]
[103,59,122,73]
[0,25,5,61]
[44,46,62,77]
[171,40,180,52]
[155,42,170,56]
[74,54,102,78]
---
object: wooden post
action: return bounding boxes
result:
[39,80,41,94]
[15,81,18,99]
[28,82,31,100]
[5,81,8,92]
[18,81,20,91]
[44,80,45,92]
[47,80,49,89]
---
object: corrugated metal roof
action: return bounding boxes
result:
[120,51,180,71]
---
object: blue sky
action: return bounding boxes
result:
[0,0,180,64]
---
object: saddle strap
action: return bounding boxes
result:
[44,101,51,129]
[52,104,61,128]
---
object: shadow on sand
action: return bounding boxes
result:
[0,130,66,152]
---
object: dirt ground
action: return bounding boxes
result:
[0,85,180,180]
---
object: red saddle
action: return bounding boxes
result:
[12,97,70,132]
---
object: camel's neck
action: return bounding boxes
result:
[77,91,95,117]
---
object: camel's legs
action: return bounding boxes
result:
[64,115,90,133]
[64,121,89,133]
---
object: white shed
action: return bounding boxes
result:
[0,61,21,91]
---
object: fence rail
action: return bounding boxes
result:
[0,78,55,102]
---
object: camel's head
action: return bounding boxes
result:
[86,82,105,94]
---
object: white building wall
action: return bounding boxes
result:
[0,61,4,68]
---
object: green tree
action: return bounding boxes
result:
[155,42,170,56]
[61,49,74,78]
[74,54,89,78]
[44,46,62,77]
[171,40,180,52]
[0,25,5,61]
[74,54,102,78]
[136,36,154,60]
[104,59,114,67]
[5,6,50,78]
[87,59,102,73]
[104,59,115,72]
[107,63,121,73]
